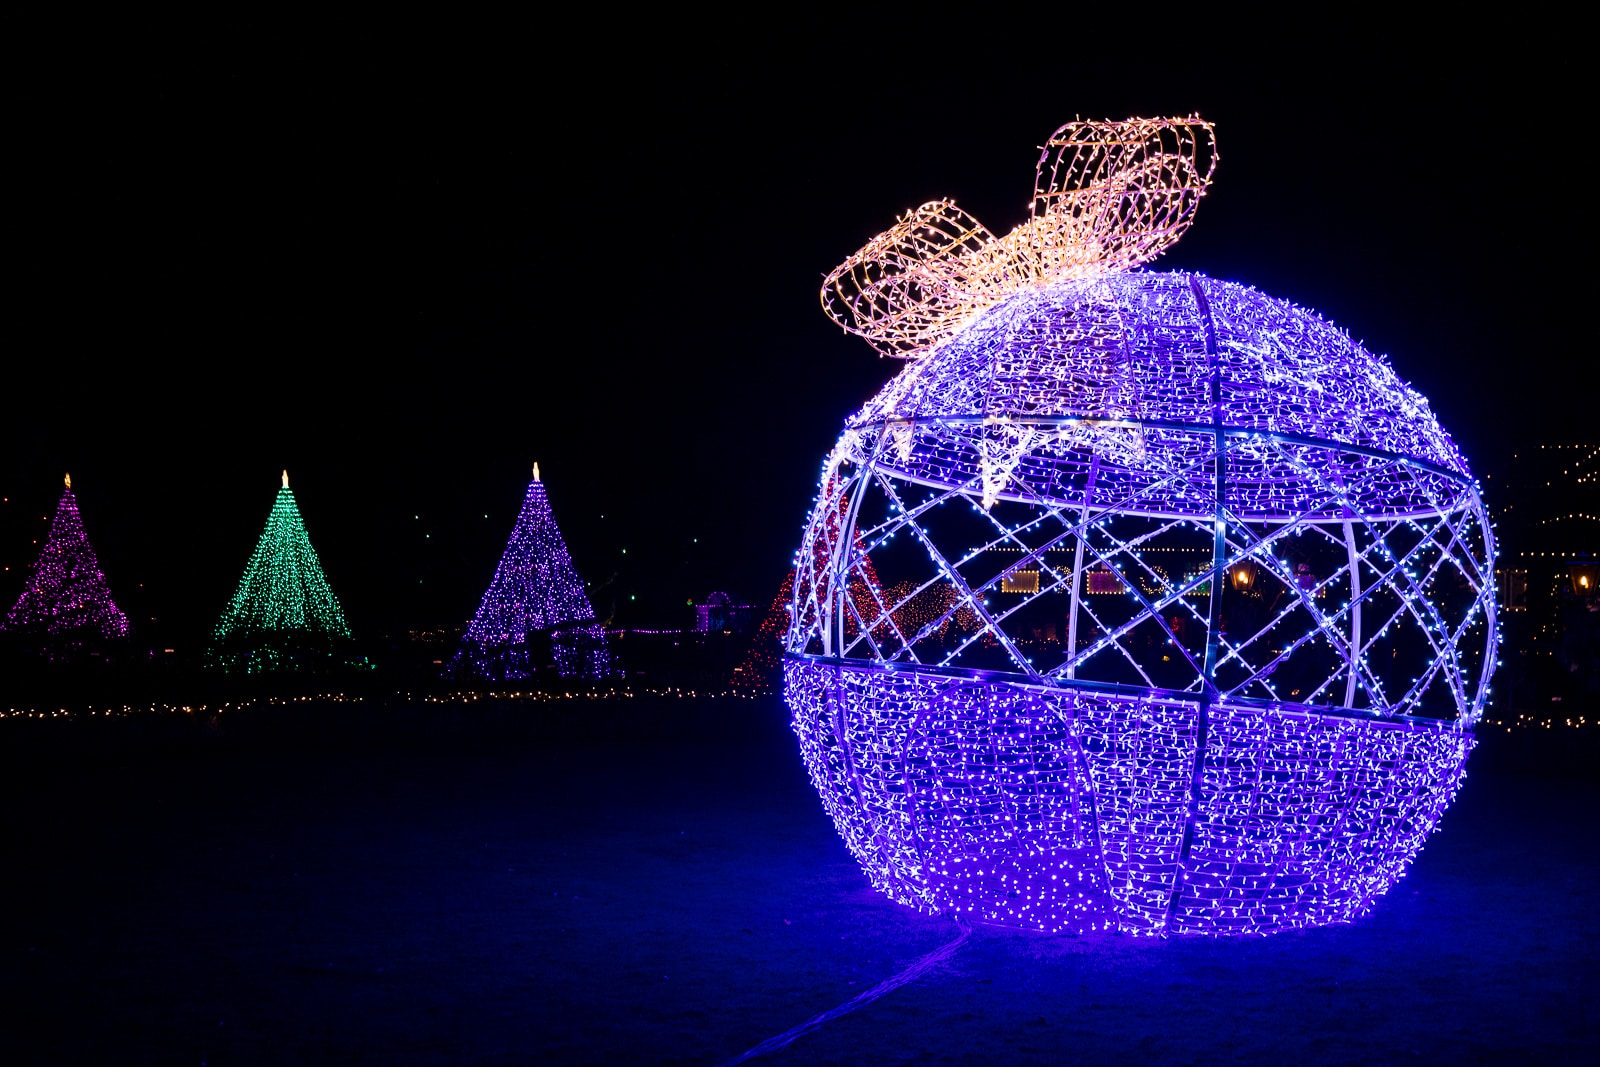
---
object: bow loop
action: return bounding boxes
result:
[821,200,1018,358]
[1026,116,1217,279]
[821,117,1217,359]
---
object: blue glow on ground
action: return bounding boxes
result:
[0,700,1593,1063]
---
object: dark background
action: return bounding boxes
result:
[3,26,1588,650]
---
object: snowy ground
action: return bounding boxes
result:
[0,699,1594,1064]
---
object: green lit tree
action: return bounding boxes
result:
[207,470,358,672]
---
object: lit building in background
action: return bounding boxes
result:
[1490,444,1599,708]
[693,591,755,634]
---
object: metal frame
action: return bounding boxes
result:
[792,419,1495,724]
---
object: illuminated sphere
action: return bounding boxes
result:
[784,272,1496,935]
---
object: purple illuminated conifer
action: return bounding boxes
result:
[3,474,129,640]
[454,465,609,680]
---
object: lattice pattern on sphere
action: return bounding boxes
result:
[790,472,895,657]
[453,471,611,681]
[793,275,1494,721]
[822,117,1216,358]
[787,116,1495,935]
[785,660,1471,934]
[3,476,129,641]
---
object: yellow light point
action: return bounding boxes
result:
[533,462,541,482]
[282,470,289,488]
[64,473,71,490]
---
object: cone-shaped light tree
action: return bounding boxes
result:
[3,473,130,646]
[453,464,610,680]
[208,470,355,672]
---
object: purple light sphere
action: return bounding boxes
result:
[784,273,1496,935]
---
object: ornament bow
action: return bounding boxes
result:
[821,116,1217,359]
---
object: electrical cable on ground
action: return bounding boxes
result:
[718,918,971,1065]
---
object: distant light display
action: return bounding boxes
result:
[208,470,354,672]
[732,569,795,693]
[2,473,130,641]
[787,117,1496,935]
[453,467,610,681]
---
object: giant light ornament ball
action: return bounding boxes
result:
[784,117,1496,935]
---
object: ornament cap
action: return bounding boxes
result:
[282,469,290,488]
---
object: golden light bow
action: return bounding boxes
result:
[821,116,1218,358]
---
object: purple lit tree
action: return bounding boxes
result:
[3,474,130,644]
[452,465,610,681]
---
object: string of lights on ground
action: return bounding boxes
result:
[4,693,1590,729]
[785,116,1502,936]
[0,687,760,720]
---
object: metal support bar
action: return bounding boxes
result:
[1066,455,1100,679]
[1168,275,1225,931]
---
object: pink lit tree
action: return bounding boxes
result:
[452,465,610,681]
[786,116,1496,935]
[3,474,130,644]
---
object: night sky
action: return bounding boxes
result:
[4,33,1588,649]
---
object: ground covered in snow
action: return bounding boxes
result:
[0,699,1594,1064]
